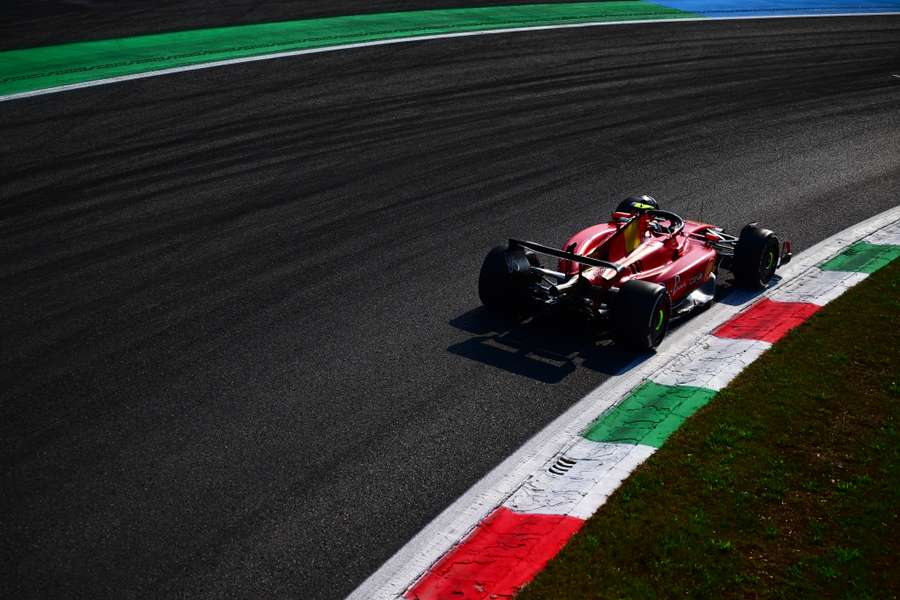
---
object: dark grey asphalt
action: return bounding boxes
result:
[2,15,899,600]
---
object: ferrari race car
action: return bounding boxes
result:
[478,195,792,351]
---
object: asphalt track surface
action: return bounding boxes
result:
[2,14,900,600]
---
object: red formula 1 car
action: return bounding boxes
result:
[478,195,792,350]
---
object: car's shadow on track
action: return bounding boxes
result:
[447,275,781,384]
[447,307,648,384]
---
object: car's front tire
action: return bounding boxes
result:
[733,224,780,289]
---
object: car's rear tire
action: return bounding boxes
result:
[611,279,671,351]
[733,224,779,289]
[478,245,535,315]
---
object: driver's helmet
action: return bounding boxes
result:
[616,194,658,214]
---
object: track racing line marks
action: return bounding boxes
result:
[2,1,900,100]
[352,205,900,599]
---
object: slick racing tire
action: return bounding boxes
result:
[733,224,780,289]
[478,245,535,315]
[611,279,671,351]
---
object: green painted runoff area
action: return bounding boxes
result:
[583,381,717,448]
[818,241,900,273]
[0,2,695,97]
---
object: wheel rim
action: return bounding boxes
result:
[759,239,778,283]
[649,295,670,346]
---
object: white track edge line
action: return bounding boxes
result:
[348,203,900,600]
[3,11,900,103]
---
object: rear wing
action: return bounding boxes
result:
[509,238,622,273]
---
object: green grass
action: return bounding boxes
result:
[519,259,900,599]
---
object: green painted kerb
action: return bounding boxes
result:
[0,2,697,97]
[818,242,900,274]
[583,381,717,448]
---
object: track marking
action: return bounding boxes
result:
[2,12,899,102]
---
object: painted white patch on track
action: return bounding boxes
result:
[650,335,771,391]
[504,441,654,518]
[768,268,869,305]
[3,12,900,103]
[567,442,656,520]
[864,219,900,245]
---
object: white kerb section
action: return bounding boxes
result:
[650,335,771,391]
[864,220,900,245]
[504,441,655,519]
[768,269,869,304]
